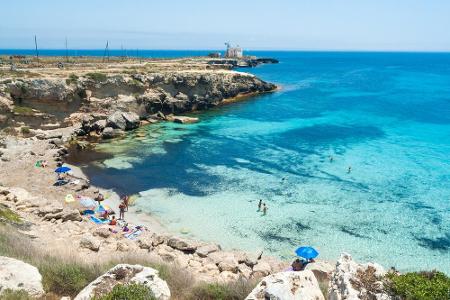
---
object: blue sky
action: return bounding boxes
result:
[1,0,449,51]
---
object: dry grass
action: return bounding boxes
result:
[0,225,256,299]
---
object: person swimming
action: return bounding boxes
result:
[329,155,334,162]
[347,166,352,173]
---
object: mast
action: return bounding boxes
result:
[103,40,109,62]
[65,37,69,62]
[34,35,39,62]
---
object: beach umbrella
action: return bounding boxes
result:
[55,166,71,173]
[295,246,319,260]
[79,197,97,209]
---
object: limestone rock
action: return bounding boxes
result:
[218,271,240,284]
[122,112,140,130]
[173,116,199,124]
[106,112,127,130]
[106,111,140,131]
[167,237,197,252]
[102,127,124,139]
[37,205,64,217]
[328,253,392,300]
[74,264,170,300]
[305,260,335,283]
[0,256,44,297]
[93,227,111,238]
[252,261,272,278]
[137,235,154,250]
[0,95,13,113]
[92,119,107,132]
[8,79,76,102]
[246,270,324,300]
[196,243,221,258]
[80,234,101,252]
[61,209,82,222]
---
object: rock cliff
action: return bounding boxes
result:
[2,69,276,130]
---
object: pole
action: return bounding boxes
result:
[65,37,69,62]
[34,35,39,62]
[103,40,109,62]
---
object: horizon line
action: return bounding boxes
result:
[1,48,450,54]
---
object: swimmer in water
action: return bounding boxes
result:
[262,203,268,215]
[258,199,262,211]
[347,166,352,173]
[329,155,334,162]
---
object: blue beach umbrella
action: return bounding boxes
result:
[54,166,71,173]
[295,246,319,260]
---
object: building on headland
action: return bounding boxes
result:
[224,42,243,58]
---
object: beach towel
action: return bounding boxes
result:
[125,229,142,240]
[89,216,109,224]
[65,194,75,203]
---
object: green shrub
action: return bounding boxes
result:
[86,72,107,82]
[66,73,79,85]
[386,271,450,300]
[0,205,22,223]
[20,126,30,134]
[39,261,98,297]
[188,283,237,300]
[12,106,35,116]
[94,283,156,300]
[0,289,31,300]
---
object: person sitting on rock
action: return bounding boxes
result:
[291,258,304,271]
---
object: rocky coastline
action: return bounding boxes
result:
[0,57,423,299]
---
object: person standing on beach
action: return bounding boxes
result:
[258,199,262,211]
[122,195,129,212]
[119,202,126,220]
[95,192,104,207]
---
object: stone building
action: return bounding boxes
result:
[224,43,243,58]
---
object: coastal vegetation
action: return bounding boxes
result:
[12,106,35,116]
[93,283,156,300]
[65,73,79,85]
[86,72,108,82]
[0,225,256,299]
[386,271,450,300]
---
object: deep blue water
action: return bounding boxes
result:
[0,49,221,58]
[74,51,450,272]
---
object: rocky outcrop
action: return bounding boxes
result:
[3,68,276,131]
[328,253,392,300]
[0,256,45,297]
[8,79,77,102]
[74,264,170,300]
[80,234,101,252]
[246,270,325,300]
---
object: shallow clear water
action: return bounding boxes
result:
[83,52,450,273]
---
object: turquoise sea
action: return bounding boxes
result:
[61,51,449,273]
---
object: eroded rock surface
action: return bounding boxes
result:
[328,253,392,300]
[0,256,45,297]
[74,264,170,300]
[246,270,325,300]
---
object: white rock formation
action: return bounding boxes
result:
[0,256,45,297]
[328,253,392,300]
[74,264,170,300]
[246,270,325,300]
